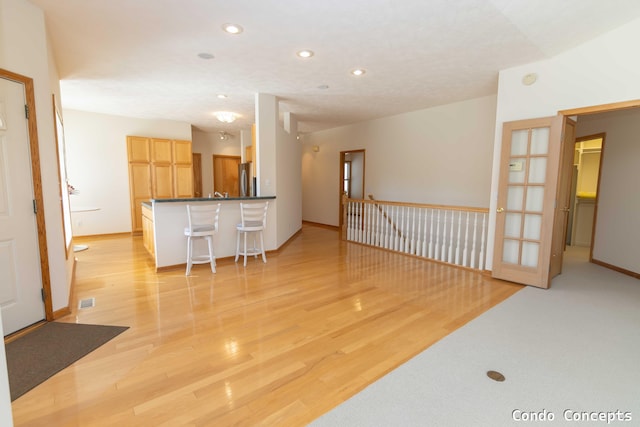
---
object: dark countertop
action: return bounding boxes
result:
[143,196,275,207]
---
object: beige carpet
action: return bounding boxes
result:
[311,248,640,426]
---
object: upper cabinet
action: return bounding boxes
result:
[151,138,173,164]
[173,140,193,165]
[127,136,194,233]
[128,136,151,163]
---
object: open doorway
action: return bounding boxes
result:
[566,134,604,255]
[339,150,365,228]
[557,102,640,280]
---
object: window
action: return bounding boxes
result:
[343,160,352,197]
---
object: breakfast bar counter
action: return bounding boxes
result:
[143,196,276,271]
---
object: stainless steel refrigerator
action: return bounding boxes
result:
[238,162,254,197]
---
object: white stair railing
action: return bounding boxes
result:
[342,196,489,270]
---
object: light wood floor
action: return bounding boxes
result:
[11,224,522,426]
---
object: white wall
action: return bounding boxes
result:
[192,128,241,197]
[63,109,192,235]
[302,95,497,226]
[276,113,302,244]
[487,16,640,270]
[575,110,640,274]
[0,0,70,311]
[0,0,71,420]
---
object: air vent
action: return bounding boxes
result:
[78,297,95,309]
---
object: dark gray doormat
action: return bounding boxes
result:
[5,322,128,401]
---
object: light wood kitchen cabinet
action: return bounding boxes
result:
[141,203,155,257]
[127,136,194,233]
[128,136,151,162]
[152,164,173,199]
[174,164,194,198]
[151,138,173,163]
[173,140,192,165]
[128,163,152,233]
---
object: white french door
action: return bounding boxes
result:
[492,116,563,288]
[0,74,46,335]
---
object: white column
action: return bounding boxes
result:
[254,93,278,197]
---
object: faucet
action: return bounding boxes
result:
[214,191,224,198]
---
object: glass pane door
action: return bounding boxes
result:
[501,128,551,269]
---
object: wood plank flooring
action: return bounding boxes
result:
[11,224,522,426]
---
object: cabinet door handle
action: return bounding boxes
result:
[496,207,504,213]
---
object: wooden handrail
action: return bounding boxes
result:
[357,195,489,213]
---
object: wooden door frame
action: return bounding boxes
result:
[339,149,365,228]
[0,68,53,321]
[549,118,576,280]
[192,152,202,197]
[557,100,640,277]
[569,132,605,261]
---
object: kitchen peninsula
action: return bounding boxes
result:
[142,196,276,271]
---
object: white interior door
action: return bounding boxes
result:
[492,116,563,288]
[0,77,45,335]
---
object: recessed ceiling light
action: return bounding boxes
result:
[197,52,214,60]
[317,84,329,90]
[217,94,228,99]
[351,68,366,76]
[222,23,243,34]
[297,49,314,58]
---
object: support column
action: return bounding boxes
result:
[255,93,278,197]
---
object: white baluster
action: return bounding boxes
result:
[393,206,399,251]
[347,201,353,241]
[455,211,462,265]
[365,203,370,245]
[448,210,455,263]
[354,202,360,243]
[441,210,447,261]
[422,208,428,258]
[463,212,470,267]
[479,213,487,270]
[428,209,434,258]
[401,206,407,253]
[471,212,478,269]
[416,208,422,257]
[384,204,390,249]
[435,210,441,260]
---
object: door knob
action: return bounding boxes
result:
[496,207,504,213]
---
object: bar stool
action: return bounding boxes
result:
[235,202,269,266]
[184,203,221,275]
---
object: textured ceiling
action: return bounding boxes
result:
[29,0,640,134]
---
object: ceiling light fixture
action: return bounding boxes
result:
[222,23,243,34]
[351,68,366,76]
[197,52,215,60]
[218,131,230,141]
[297,49,314,58]
[217,94,228,99]
[522,73,538,86]
[215,111,237,123]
